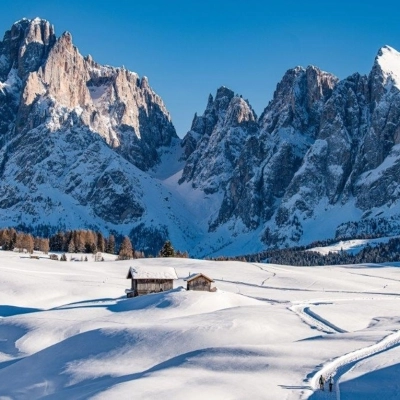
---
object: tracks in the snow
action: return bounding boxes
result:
[305,329,400,399]
[290,302,347,334]
[291,300,400,399]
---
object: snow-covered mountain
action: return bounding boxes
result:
[181,46,400,251]
[2,18,400,256]
[0,18,194,255]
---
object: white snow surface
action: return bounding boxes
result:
[376,45,400,90]
[127,265,178,279]
[0,251,400,399]
[308,236,400,255]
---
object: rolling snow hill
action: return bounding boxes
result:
[0,251,400,399]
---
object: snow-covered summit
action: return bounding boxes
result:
[374,45,400,89]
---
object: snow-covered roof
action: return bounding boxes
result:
[184,273,214,283]
[126,266,178,280]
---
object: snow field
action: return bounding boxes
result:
[0,252,400,399]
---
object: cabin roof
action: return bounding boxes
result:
[184,273,214,283]
[126,266,178,280]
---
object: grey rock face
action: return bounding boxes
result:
[2,18,178,171]
[262,47,400,246]
[180,46,400,249]
[180,87,257,194]
[0,18,180,238]
[3,17,400,256]
[0,18,56,81]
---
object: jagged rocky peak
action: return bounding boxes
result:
[190,87,233,132]
[37,30,92,110]
[1,16,179,171]
[304,65,338,108]
[213,86,235,112]
[0,18,56,80]
[223,96,257,127]
[179,86,258,195]
[269,65,337,106]
[181,86,256,161]
[259,65,338,135]
[372,45,400,88]
[369,45,400,103]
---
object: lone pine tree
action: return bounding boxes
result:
[159,240,175,257]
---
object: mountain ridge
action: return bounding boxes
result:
[1,17,400,256]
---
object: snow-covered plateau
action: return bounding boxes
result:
[0,250,400,399]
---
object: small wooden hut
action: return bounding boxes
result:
[185,273,214,292]
[126,266,178,297]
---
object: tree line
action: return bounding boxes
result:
[0,228,189,260]
[226,237,400,266]
[0,228,49,253]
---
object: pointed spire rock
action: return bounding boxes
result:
[206,93,214,111]
[0,18,56,80]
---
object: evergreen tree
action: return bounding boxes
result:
[9,229,17,250]
[68,239,76,253]
[106,234,115,254]
[50,232,64,252]
[85,230,96,253]
[159,240,175,257]
[96,232,105,252]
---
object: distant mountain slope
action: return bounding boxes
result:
[2,18,400,256]
[180,46,400,251]
[0,18,194,255]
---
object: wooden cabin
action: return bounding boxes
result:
[185,273,214,292]
[126,266,178,297]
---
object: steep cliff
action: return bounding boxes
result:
[2,17,400,256]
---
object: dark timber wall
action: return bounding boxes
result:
[187,276,212,291]
[130,279,174,296]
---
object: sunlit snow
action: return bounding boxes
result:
[0,251,399,399]
[376,45,400,90]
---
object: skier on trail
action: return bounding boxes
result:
[319,375,325,390]
[328,376,333,392]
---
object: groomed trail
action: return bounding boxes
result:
[290,302,347,334]
[292,300,400,399]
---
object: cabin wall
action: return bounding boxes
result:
[187,276,212,291]
[131,279,173,296]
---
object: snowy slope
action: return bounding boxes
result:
[308,236,400,255]
[1,251,400,399]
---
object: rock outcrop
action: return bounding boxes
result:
[2,17,400,256]
[0,18,186,251]
[180,47,400,249]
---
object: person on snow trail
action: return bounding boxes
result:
[328,376,333,392]
[319,375,325,390]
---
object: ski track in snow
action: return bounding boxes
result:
[293,298,400,400]
[251,263,277,286]
[303,329,400,400]
[290,303,347,334]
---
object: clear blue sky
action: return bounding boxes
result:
[2,0,400,137]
